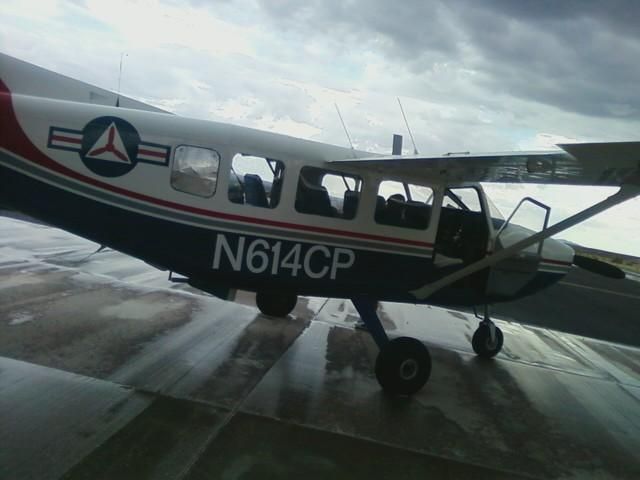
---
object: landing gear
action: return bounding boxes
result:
[256,291,297,317]
[376,337,431,395]
[472,305,503,358]
[352,297,431,395]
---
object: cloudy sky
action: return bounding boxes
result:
[1,0,639,255]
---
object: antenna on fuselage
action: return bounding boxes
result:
[397,97,419,154]
[116,52,127,107]
[392,134,403,155]
[334,103,356,157]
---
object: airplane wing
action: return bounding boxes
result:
[329,142,640,187]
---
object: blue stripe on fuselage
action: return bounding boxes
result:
[0,163,440,298]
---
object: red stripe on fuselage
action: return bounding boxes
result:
[0,80,433,249]
[540,258,572,266]
[51,135,82,144]
[138,148,166,158]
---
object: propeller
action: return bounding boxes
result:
[573,254,626,279]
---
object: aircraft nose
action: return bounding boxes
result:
[0,79,13,141]
[572,253,625,279]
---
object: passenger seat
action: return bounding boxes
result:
[385,194,406,226]
[244,174,269,208]
[404,201,430,229]
[296,177,335,217]
[343,190,360,219]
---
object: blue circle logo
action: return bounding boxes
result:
[79,116,140,177]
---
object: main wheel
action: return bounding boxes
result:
[255,291,297,317]
[471,323,504,358]
[375,337,431,395]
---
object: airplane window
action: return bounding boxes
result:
[228,154,285,209]
[170,145,220,198]
[295,166,362,220]
[375,180,433,229]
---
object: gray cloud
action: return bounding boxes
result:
[466,0,640,38]
[453,1,640,119]
[250,0,640,121]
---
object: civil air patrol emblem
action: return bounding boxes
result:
[47,116,171,177]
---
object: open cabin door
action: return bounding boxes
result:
[485,198,550,297]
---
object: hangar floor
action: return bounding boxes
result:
[1,216,640,479]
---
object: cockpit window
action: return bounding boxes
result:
[295,167,362,219]
[443,188,482,212]
[228,154,285,209]
[171,145,220,198]
[375,180,433,229]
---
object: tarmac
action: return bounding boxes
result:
[1,215,640,479]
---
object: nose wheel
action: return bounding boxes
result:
[471,305,503,358]
[352,297,431,395]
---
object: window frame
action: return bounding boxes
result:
[228,153,286,209]
[170,144,221,198]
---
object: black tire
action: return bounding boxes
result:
[375,337,431,395]
[255,291,297,317]
[471,323,504,358]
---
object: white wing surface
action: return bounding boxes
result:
[328,142,640,187]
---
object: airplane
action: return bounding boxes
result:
[1,54,639,395]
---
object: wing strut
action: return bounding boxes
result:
[410,184,640,300]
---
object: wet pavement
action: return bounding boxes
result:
[1,216,640,479]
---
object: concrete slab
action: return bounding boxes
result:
[61,396,228,480]
[0,357,151,480]
[182,411,530,480]
[240,320,640,479]
[2,216,640,479]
